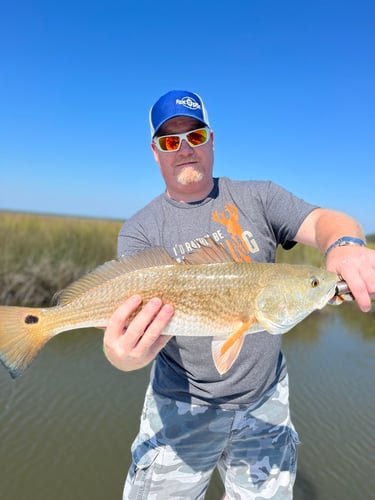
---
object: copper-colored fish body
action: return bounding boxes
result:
[0,242,338,378]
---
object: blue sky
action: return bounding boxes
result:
[1,0,374,234]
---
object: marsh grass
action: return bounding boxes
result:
[0,211,122,306]
[276,242,323,266]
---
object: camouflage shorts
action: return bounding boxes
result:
[123,375,299,500]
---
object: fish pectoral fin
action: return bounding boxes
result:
[211,336,245,375]
[211,319,255,375]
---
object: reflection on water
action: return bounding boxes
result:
[0,304,374,500]
[283,304,375,500]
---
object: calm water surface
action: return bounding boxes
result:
[0,303,374,500]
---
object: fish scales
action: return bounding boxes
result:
[0,240,338,378]
[40,263,253,336]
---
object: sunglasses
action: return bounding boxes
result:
[153,127,210,152]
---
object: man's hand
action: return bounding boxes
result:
[103,295,174,371]
[296,208,375,312]
[326,245,375,312]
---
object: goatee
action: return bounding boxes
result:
[176,166,204,185]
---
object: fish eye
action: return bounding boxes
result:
[310,277,320,288]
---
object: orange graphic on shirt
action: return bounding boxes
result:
[212,203,252,262]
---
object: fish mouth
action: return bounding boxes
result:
[328,279,355,305]
[317,283,338,310]
[319,283,336,309]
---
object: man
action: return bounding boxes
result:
[103,90,375,499]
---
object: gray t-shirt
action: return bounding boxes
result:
[118,177,318,409]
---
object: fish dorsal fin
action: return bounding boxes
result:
[56,239,233,305]
[56,247,176,305]
[183,239,235,265]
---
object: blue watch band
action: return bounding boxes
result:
[324,236,366,257]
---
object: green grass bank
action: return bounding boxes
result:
[0,211,122,306]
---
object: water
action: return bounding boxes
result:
[0,304,374,500]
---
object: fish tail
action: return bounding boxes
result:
[0,306,52,378]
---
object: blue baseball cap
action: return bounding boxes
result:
[149,90,210,137]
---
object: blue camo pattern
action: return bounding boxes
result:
[123,375,300,499]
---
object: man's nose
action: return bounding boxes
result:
[178,139,194,152]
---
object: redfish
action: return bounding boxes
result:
[0,241,338,378]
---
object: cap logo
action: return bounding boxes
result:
[176,96,201,111]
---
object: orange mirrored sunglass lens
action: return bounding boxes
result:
[187,129,208,145]
[159,135,180,151]
[156,128,209,151]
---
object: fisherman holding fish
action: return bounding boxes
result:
[100,90,375,499]
[0,90,373,499]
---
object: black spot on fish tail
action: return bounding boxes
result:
[24,315,39,324]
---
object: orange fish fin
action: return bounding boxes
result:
[211,318,256,375]
[211,336,245,375]
[220,318,256,355]
[0,306,50,378]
